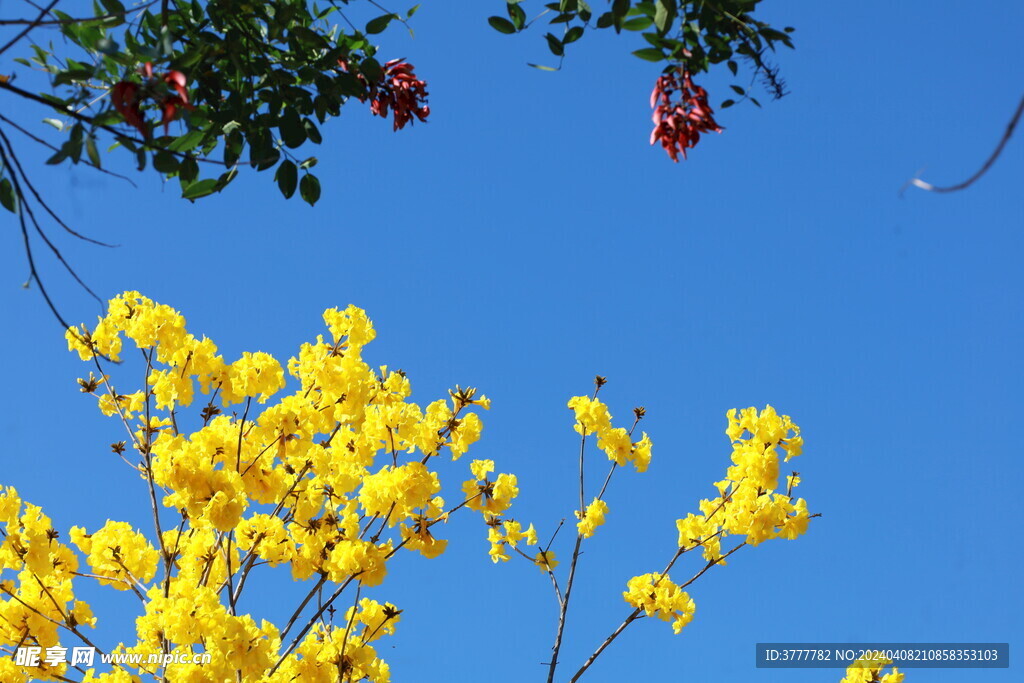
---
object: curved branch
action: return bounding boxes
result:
[907,92,1024,194]
[0,129,76,330]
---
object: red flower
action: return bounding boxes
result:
[162,70,189,104]
[377,60,429,131]
[159,95,191,135]
[110,81,149,139]
[338,58,429,131]
[650,68,722,162]
[110,65,193,138]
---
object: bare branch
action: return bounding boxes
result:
[906,92,1024,194]
[0,1,60,57]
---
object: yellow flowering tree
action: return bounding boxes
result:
[1,291,829,682]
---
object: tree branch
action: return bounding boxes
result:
[906,92,1024,194]
[0,0,60,57]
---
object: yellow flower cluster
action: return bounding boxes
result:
[623,573,696,634]
[135,584,280,679]
[839,652,905,683]
[618,405,812,640]
[487,519,538,563]
[1,291,523,682]
[70,521,159,591]
[462,459,519,516]
[0,487,94,682]
[674,406,810,562]
[567,396,652,472]
[2,292,822,681]
[576,498,609,539]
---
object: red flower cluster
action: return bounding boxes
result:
[650,68,722,162]
[110,62,192,139]
[371,60,430,131]
[340,58,429,131]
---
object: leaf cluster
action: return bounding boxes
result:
[489,1,794,107]
[5,0,417,206]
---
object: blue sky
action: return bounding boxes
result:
[1,1,1022,681]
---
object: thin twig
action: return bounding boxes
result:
[545,428,588,683]
[0,129,74,331]
[569,542,746,682]
[0,112,137,191]
[0,0,60,57]
[906,92,1024,194]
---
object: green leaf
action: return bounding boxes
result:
[303,119,322,145]
[300,157,318,170]
[720,99,735,109]
[46,149,68,165]
[564,26,584,43]
[408,4,421,18]
[279,109,306,149]
[178,156,199,183]
[622,16,653,31]
[366,14,394,35]
[224,131,244,167]
[612,0,630,18]
[654,0,675,34]
[0,178,17,213]
[181,178,218,201]
[99,0,126,14]
[166,130,205,153]
[527,63,559,71]
[85,136,101,168]
[361,57,383,83]
[42,118,63,131]
[153,150,179,174]
[730,85,746,96]
[488,16,517,34]
[632,47,664,62]
[545,33,564,56]
[255,146,281,171]
[508,3,527,29]
[300,173,321,206]
[275,160,298,199]
[216,168,238,190]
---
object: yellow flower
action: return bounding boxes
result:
[449,412,483,459]
[567,395,612,436]
[534,550,558,571]
[631,432,653,472]
[502,520,534,548]
[470,459,494,481]
[71,521,158,590]
[487,526,510,563]
[623,573,695,634]
[576,498,609,539]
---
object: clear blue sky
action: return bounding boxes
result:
[1,1,1021,681]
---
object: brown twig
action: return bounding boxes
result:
[0,0,60,56]
[568,542,746,682]
[906,92,1024,194]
